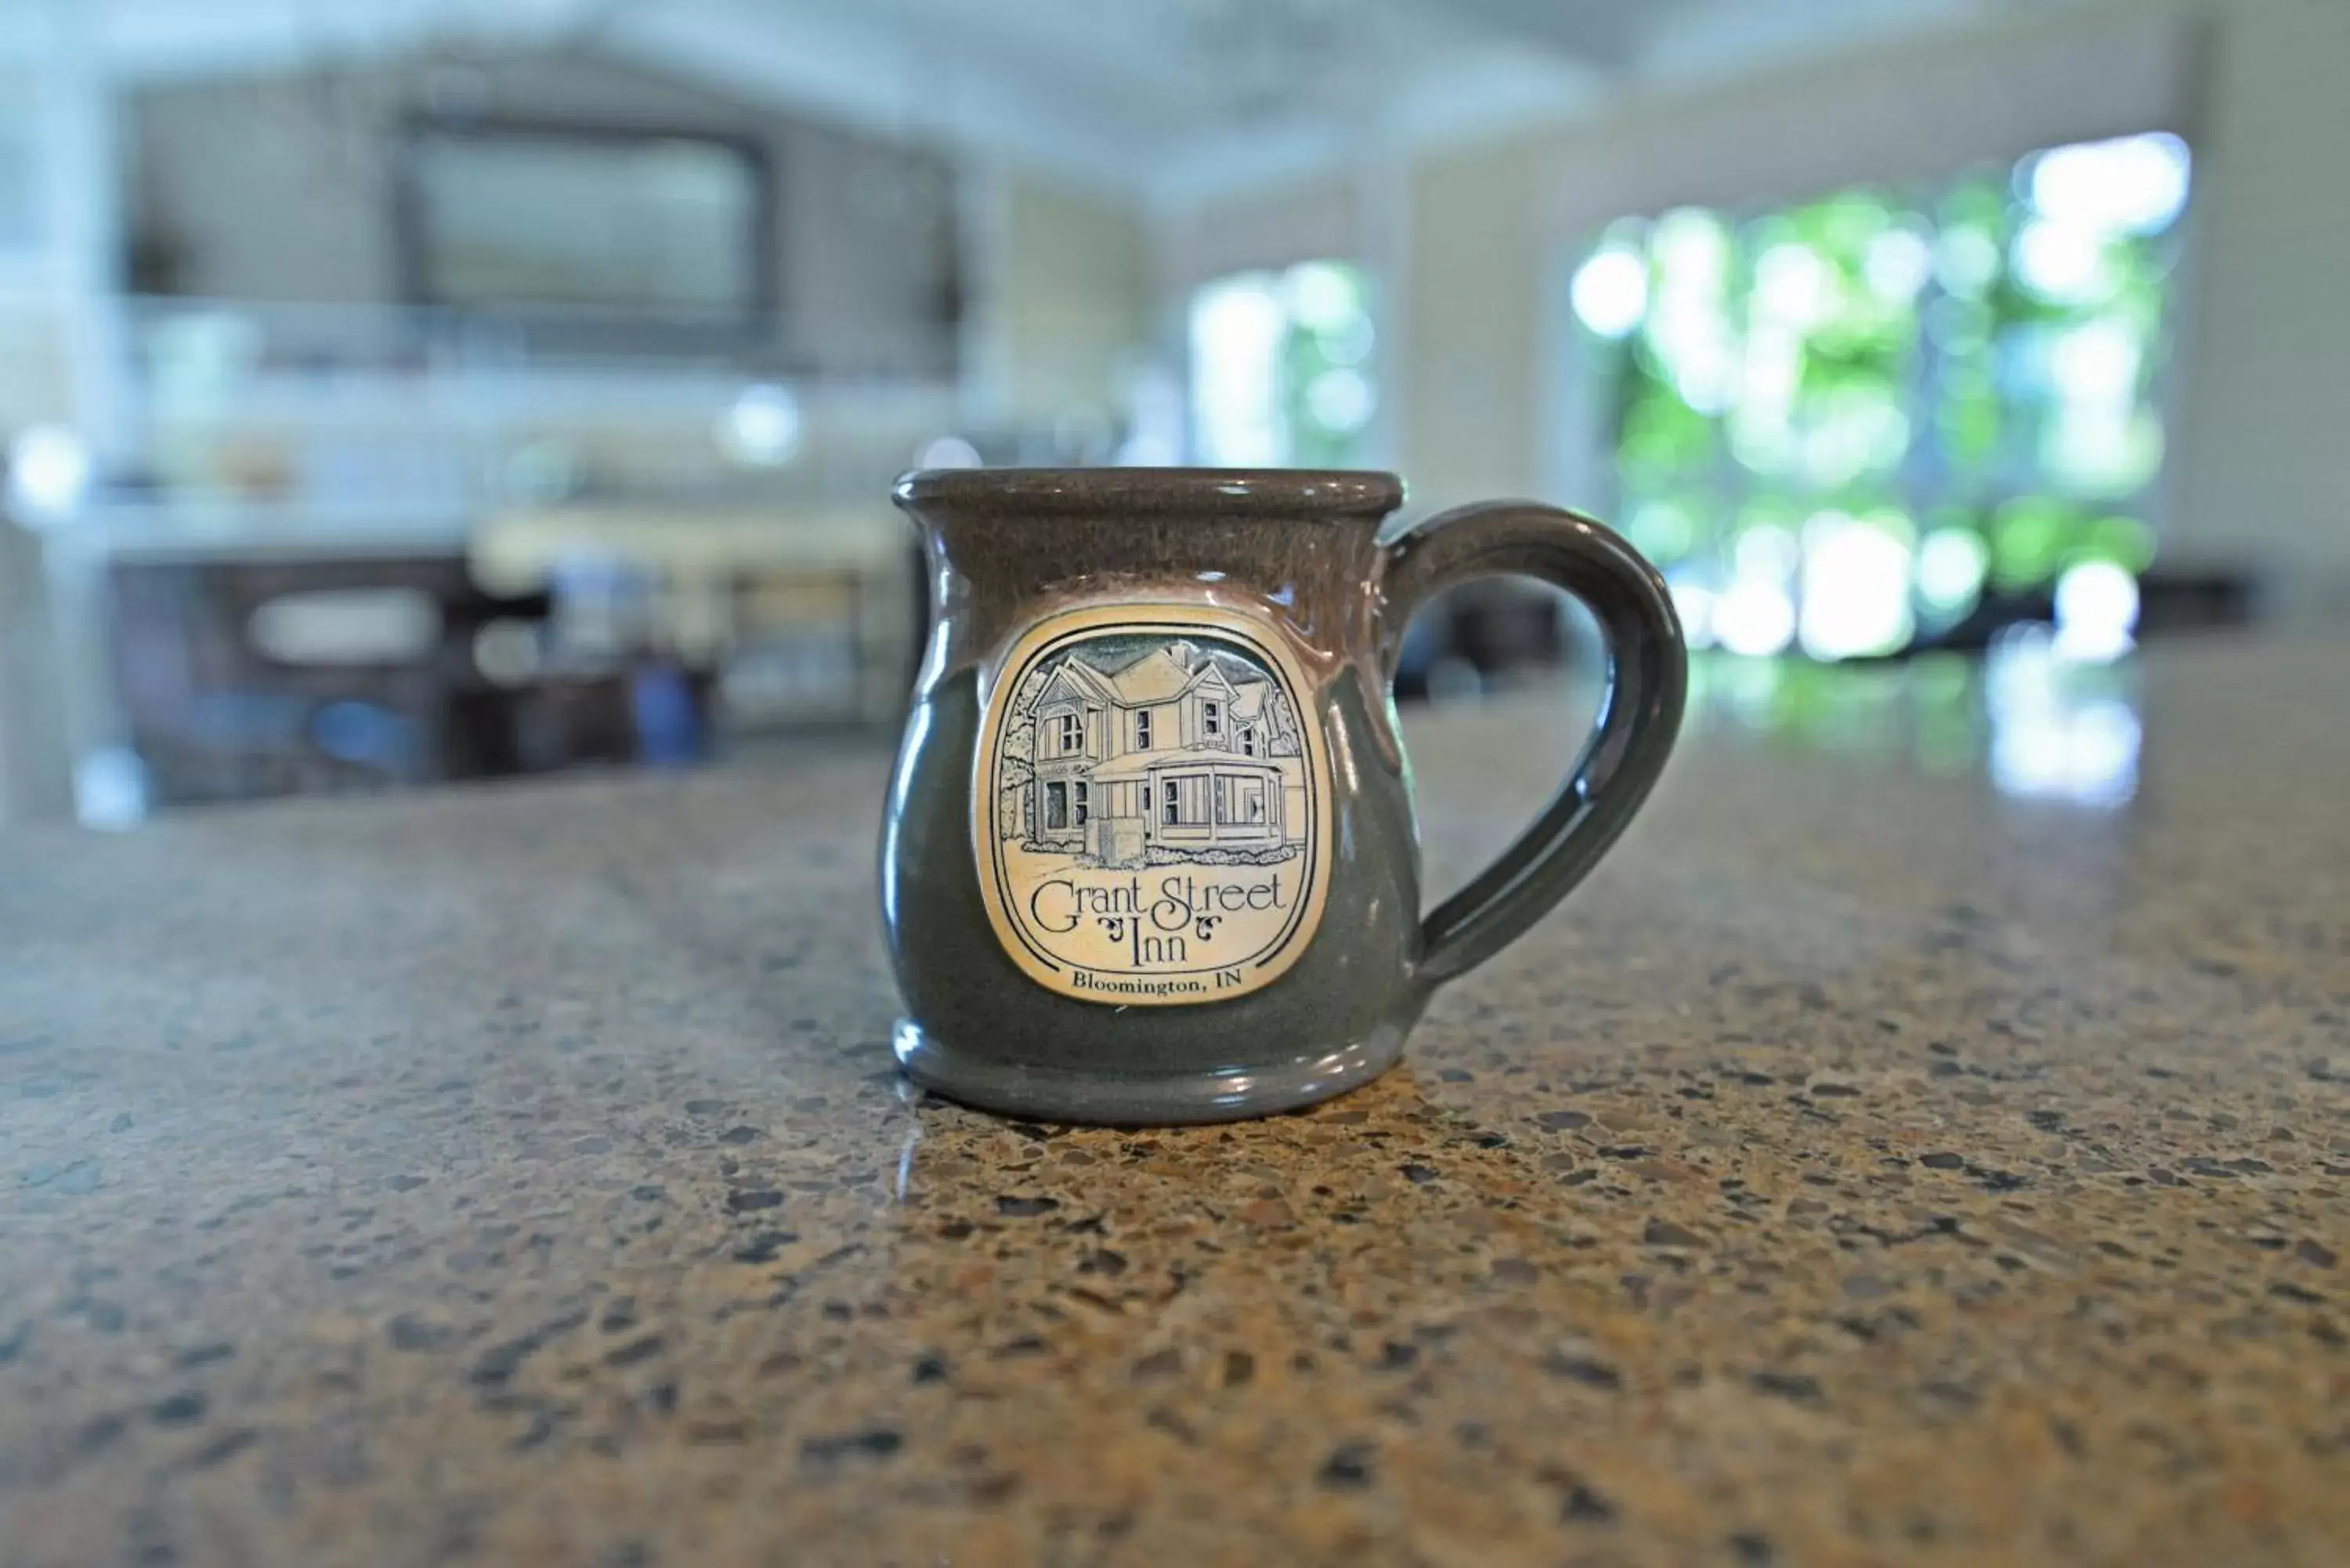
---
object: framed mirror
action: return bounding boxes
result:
[393,115,776,351]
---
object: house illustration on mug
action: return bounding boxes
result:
[1007,637,1308,869]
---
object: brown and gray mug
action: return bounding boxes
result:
[880,468,1685,1124]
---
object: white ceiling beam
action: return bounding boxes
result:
[97,0,621,81]
[1140,0,1994,219]
[92,0,2000,219]
[95,0,1165,195]
[1636,0,1985,89]
[603,0,1158,197]
[1403,0,1656,70]
[1141,45,1607,216]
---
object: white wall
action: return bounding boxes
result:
[120,52,1170,425]
[968,167,1152,427]
[1156,176,1365,303]
[2166,0,2350,608]
[125,52,964,378]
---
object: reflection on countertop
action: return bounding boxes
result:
[1684,626,2143,808]
[2,634,2347,1566]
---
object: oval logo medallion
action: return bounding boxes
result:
[971,604,1333,1006]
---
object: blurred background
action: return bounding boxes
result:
[0,0,2342,826]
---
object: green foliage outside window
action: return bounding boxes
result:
[1191,261,1376,469]
[1572,132,2189,659]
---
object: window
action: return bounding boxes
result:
[1135,710,1152,750]
[1239,726,1256,757]
[1072,780,1089,826]
[1569,132,2188,663]
[1159,775,1213,826]
[1202,701,1220,738]
[1190,260,1376,468]
[1055,713,1080,756]
[1044,781,1068,829]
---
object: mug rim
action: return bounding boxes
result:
[893,466,1405,518]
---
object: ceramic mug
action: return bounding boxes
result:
[880,468,1685,1124]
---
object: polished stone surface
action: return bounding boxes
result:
[3,637,2345,1566]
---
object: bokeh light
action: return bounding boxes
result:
[1571,246,1649,339]
[916,435,983,470]
[2053,558,2140,662]
[1916,527,1990,613]
[6,424,91,526]
[1798,512,1914,661]
[717,384,802,467]
[2029,132,2191,237]
[1714,580,1797,658]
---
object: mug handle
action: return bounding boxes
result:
[1378,500,1689,988]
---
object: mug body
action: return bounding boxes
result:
[881,468,1425,1123]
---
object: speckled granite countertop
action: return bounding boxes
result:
[4,638,2346,1567]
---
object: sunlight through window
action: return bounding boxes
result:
[1574,132,2189,662]
[1189,261,1376,468]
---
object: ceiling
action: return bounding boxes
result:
[93,0,1991,207]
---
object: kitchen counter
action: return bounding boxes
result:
[3,636,2345,1566]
